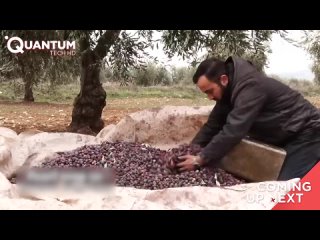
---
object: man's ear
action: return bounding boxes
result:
[220,74,229,87]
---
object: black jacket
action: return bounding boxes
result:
[192,56,320,165]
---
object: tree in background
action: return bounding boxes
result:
[171,66,196,85]
[161,30,284,71]
[302,30,320,85]
[68,30,286,134]
[64,30,155,134]
[0,30,285,134]
[0,30,79,101]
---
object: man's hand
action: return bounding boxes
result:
[176,155,205,172]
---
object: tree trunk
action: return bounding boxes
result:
[68,30,121,135]
[23,77,34,102]
[67,49,106,134]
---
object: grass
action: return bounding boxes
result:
[0,81,206,104]
[105,84,204,99]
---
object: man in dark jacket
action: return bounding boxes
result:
[176,56,320,180]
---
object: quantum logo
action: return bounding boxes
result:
[4,36,76,56]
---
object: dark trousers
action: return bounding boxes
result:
[277,129,320,180]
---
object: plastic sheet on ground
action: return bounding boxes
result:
[0,106,295,210]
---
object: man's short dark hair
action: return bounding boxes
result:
[193,57,227,84]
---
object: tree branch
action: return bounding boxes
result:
[80,31,91,52]
[94,30,121,60]
[0,61,14,74]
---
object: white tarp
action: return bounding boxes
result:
[0,106,295,210]
[0,171,299,209]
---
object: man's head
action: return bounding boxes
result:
[193,57,229,101]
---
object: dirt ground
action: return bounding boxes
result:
[0,97,211,134]
[0,96,319,134]
[0,101,137,133]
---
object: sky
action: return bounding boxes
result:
[147,30,315,81]
[264,31,314,80]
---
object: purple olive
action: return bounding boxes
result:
[37,142,246,189]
